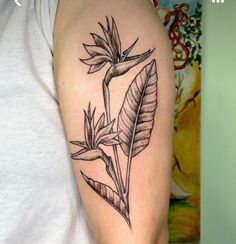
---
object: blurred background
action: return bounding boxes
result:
[153,0,236,243]
[202,1,236,244]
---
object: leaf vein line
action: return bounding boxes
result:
[128,62,155,157]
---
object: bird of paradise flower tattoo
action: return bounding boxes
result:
[70,17,158,227]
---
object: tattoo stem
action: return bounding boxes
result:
[99,148,123,198]
[102,80,125,197]
[102,83,111,122]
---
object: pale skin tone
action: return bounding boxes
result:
[53,0,175,243]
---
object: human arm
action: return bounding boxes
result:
[53,0,175,243]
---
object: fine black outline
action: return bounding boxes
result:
[70,16,158,227]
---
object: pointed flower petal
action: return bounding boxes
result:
[94,113,105,135]
[71,148,87,158]
[88,62,106,74]
[102,139,120,146]
[92,117,96,148]
[96,132,120,147]
[84,110,93,149]
[87,103,91,118]
[71,149,102,161]
[124,48,155,62]
[95,119,115,143]
[80,55,112,66]
[111,16,121,60]
[98,22,117,61]
[91,33,113,57]
[121,38,138,61]
[104,48,155,85]
[83,44,111,57]
[70,141,87,148]
[106,16,111,33]
[87,106,96,148]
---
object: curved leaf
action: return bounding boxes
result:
[81,171,130,226]
[118,60,158,157]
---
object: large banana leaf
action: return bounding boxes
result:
[118,60,158,157]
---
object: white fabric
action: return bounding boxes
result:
[0,1,93,243]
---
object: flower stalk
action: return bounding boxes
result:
[103,82,125,196]
[70,105,122,196]
[74,16,157,226]
[99,147,122,198]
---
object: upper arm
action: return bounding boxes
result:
[53,1,175,243]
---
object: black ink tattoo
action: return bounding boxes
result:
[70,17,158,227]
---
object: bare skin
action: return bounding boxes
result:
[53,0,175,243]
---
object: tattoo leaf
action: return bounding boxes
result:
[81,171,130,226]
[118,60,158,157]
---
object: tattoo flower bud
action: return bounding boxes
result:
[70,104,120,161]
[80,16,154,80]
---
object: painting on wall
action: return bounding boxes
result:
[151,0,201,242]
